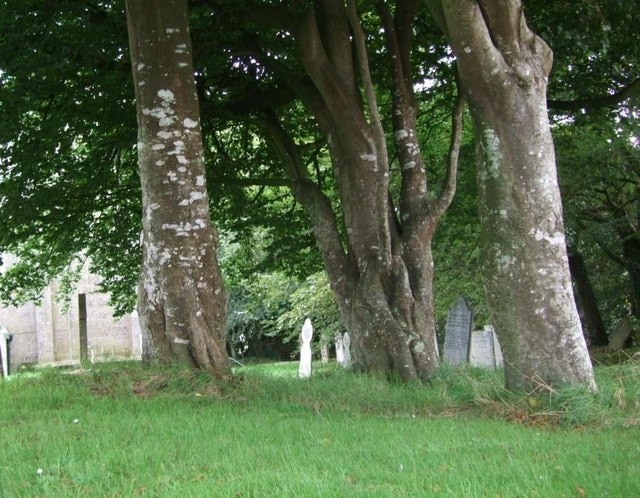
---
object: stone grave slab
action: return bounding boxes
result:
[469,325,503,369]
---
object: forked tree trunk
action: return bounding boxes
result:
[426,0,596,391]
[258,0,463,381]
[126,0,230,377]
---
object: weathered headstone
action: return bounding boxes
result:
[443,297,473,366]
[469,325,503,369]
[608,317,633,351]
[298,318,313,379]
[342,333,351,368]
[320,343,329,364]
[335,333,345,365]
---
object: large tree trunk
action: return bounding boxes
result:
[126,0,230,377]
[426,0,596,391]
[258,0,463,381]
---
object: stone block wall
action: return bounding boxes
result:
[0,256,141,370]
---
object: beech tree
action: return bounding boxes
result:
[240,0,465,380]
[0,1,141,314]
[425,0,596,390]
[125,0,230,376]
[554,121,638,348]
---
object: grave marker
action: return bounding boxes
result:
[298,318,313,379]
[320,343,329,364]
[78,294,88,366]
[469,325,503,369]
[342,333,351,368]
[0,323,12,378]
[443,297,473,366]
[335,334,345,365]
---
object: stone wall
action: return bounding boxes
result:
[0,256,141,370]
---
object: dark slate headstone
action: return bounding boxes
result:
[443,297,473,366]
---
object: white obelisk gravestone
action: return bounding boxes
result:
[335,334,345,365]
[299,318,313,379]
[342,333,351,368]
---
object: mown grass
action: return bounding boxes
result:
[1,360,639,497]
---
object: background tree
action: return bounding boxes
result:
[431,139,486,334]
[556,121,640,335]
[0,0,140,314]
[220,226,342,359]
[533,0,640,343]
[125,0,230,376]
[276,271,344,354]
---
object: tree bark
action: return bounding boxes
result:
[426,0,596,391]
[126,0,230,377]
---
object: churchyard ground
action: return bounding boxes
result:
[1,359,639,497]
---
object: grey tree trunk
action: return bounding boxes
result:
[426,0,596,391]
[125,0,231,377]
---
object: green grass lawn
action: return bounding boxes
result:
[1,360,639,497]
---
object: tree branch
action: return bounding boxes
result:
[476,0,527,64]
[438,0,506,77]
[347,0,394,267]
[318,0,358,93]
[209,176,291,188]
[258,111,354,297]
[346,0,389,173]
[549,77,640,113]
[432,76,465,219]
[394,0,421,79]
[297,9,364,130]
[591,234,626,269]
